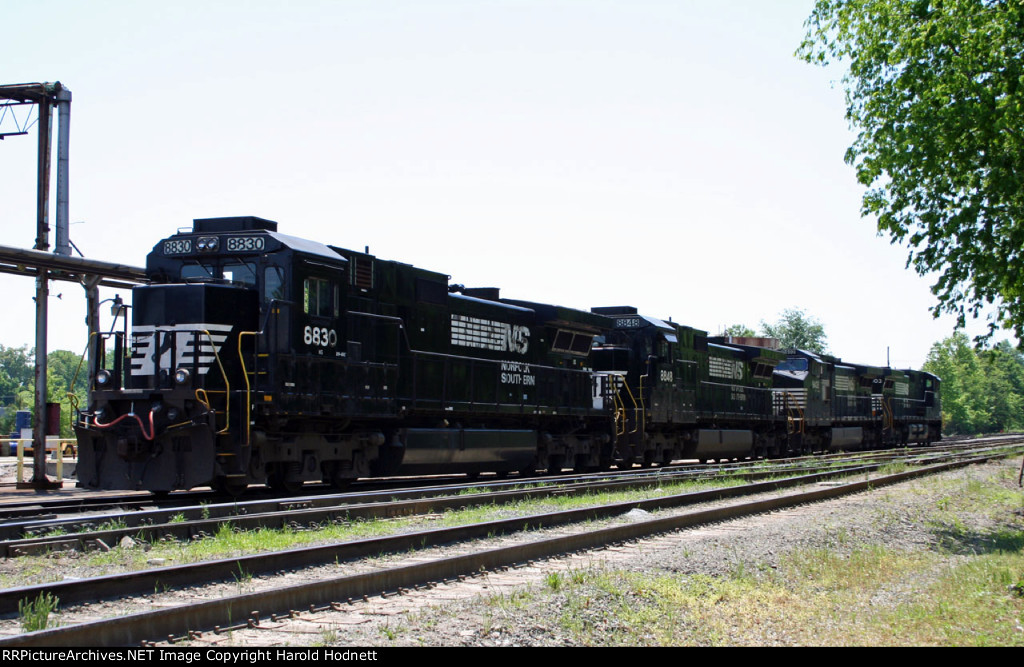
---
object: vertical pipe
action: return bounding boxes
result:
[55,85,72,257]
[35,97,51,251]
[32,268,51,485]
[30,89,56,487]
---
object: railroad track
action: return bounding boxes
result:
[0,438,996,521]
[0,443,995,555]
[0,440,1020,647]
[0,436,1008,523]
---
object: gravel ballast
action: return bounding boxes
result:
[157,456,1024,647]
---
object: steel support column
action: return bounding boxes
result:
[28,90,57,488]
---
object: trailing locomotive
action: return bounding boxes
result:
[73,217,942,494]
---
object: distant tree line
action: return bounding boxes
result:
[922,333,1024,436]
[0,345,88,439]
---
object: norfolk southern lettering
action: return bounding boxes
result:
[500,360,536,386]
[450,314,530,354]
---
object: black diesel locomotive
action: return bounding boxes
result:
[74,217,942,494]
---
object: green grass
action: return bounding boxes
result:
[96,518,127,532]
[545,571,564,591]
[510,464,1024,646]
[878,461,908,476]
[378,620,403,641]
[517,540,1024,646]
[19,592,59,633]
[486,588,534,613]
[2,475,748,586]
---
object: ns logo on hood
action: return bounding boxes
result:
[450,315,530,355]
[130,323,233,377]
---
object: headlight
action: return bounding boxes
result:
[197,236,219,251]
[174,368,191,385]
[95,369,111,386]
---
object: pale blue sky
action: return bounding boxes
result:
[0,1,1007,368]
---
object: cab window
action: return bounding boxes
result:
[303,277,338,317]
[265,267,285,301]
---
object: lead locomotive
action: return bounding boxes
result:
[74,217,942,494]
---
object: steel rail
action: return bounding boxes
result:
[0,460,811,546]
[0,450,1007,651]
[0,437,1000,520]
[0,465,877,601]
[0,450,1015,646]
[0,443,1015,553]
[0,452,960,554]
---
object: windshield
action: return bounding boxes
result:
[776,358,808,373]
[181,261,258,287]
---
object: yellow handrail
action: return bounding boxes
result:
[611,374,645,437]
[782,391,805,435]
[238,330,258,447]
[200,330,231,434]
[883,398,894,431]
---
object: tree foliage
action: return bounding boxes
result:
[723,324,757,337]
[0,345,88,438]
[922,332,1024,433]
[799,0,1024,343]
[0,345,33,405]
[761,308,829,353]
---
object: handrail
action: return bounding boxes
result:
[781,391,805,435]
[238,330,257,447]
[636,373,648,436]
[611,374,643,437]
[200,329,231,435]
[610,375,628,436]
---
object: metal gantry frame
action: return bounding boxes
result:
[1,82,146,488]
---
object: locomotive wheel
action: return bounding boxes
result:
[547,454,565,475]
[267,465,304,494]
[212,476,249,497]
[331,476,353,491]
[269,476,303,494]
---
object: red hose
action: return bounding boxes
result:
[93,410,155,441]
